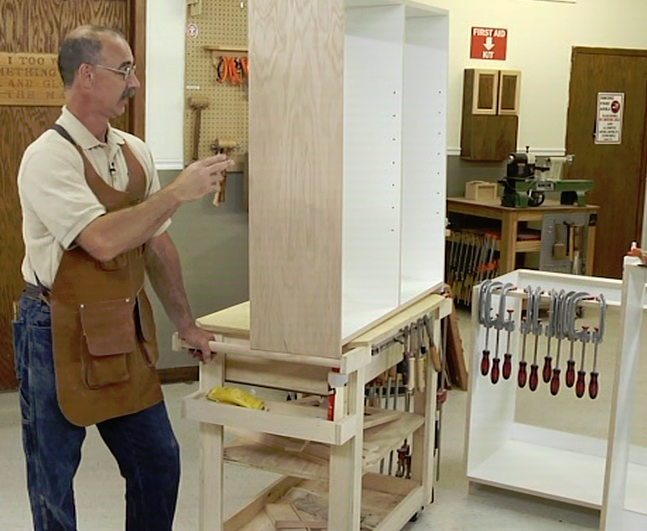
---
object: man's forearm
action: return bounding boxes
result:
[144,233,194,334]
[77,186,182,263]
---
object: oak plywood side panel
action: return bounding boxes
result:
[249,0,344,358]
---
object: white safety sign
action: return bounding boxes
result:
[595,92,624,145]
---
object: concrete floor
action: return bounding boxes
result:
[0,307,610,530]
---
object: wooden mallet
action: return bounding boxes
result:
[211,138,237,206]
[188,97,210,161]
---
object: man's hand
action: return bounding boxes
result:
[169,154,235,203]
[628,241,647,264]
[179,324,216,363]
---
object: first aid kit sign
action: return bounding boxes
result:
[471,27,508,60]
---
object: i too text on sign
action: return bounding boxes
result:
[470,27,508,61]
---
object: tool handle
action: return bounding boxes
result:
[576,370,586,398]
[550,368,561,396]
[518,360,528,388]
[502,353,512,380]
[490,357,500,384]
[589,372,599,399]
[480,350,490,376]
[529,364,539,391]
[565,360,576,388]
[542,356,552,383]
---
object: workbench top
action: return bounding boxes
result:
[196,293,449,349]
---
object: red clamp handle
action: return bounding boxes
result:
[529,364,539,391]
[480,350,490,376]
[517,361,528,388]
[550,368,561,396]
[502,353,512,380]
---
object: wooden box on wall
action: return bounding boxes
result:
[461,68,521,161]
[248,0,449,358]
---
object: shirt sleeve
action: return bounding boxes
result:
[18,141,107,250]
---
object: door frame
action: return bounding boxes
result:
[567,46,647,249]
[129,0,146,138]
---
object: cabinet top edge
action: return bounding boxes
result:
[345,0,449,17]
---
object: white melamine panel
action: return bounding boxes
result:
[400,11,448,305]
[468,439,605,509]
[343,4,404,322]
[602,258,647,530]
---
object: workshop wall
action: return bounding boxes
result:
[429,0,647,155]
[151,170,249,370]
[145,0,647,166]
[142,0,647,367]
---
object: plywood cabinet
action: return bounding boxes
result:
[461,68,521,161]
[249,0,449,358]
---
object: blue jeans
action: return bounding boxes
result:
[13,293,181,531]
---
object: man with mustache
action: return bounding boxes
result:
[13,25,233,531]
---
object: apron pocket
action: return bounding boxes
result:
[79,297,136,389]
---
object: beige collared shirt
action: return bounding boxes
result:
[18,106,170,288]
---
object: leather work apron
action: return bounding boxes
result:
[50,125,162,427]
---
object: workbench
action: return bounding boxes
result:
[446,197,599,275]
[180,293,452,531]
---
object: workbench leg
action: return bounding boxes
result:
[199,349,225,531]
[328,367,364,531]
[585,223,596,276]
[500,211,518,274]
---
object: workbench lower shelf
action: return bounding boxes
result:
[223,409,425,480]
[227,473,423,531]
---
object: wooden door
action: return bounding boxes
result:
[0,0,146,391]
[565,47,647,279]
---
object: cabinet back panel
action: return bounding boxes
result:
[343,4,404,334]
[401,13,448,303]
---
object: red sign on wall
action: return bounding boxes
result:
[470,27,508,60]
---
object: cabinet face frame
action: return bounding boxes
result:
[498,70,522,116]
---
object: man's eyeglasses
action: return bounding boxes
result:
[95,64,137,79]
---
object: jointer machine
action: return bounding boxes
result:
[499,150,594,208]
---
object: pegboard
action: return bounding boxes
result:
[184,1,248,167]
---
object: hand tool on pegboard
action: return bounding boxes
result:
[415,319,427,391]
[490,282,515,384]
[210,138,237,206]
[517,286,535,388]
[564,292,591,388]
[575,325,591,398]
[188,97,210,161]
[529,286,543,391]
[423,314,441,373]
[502,308,515,379]
[478,280,502,376]
[542,290,557,384]
[549,290,569,396]
[589,294,606,399]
